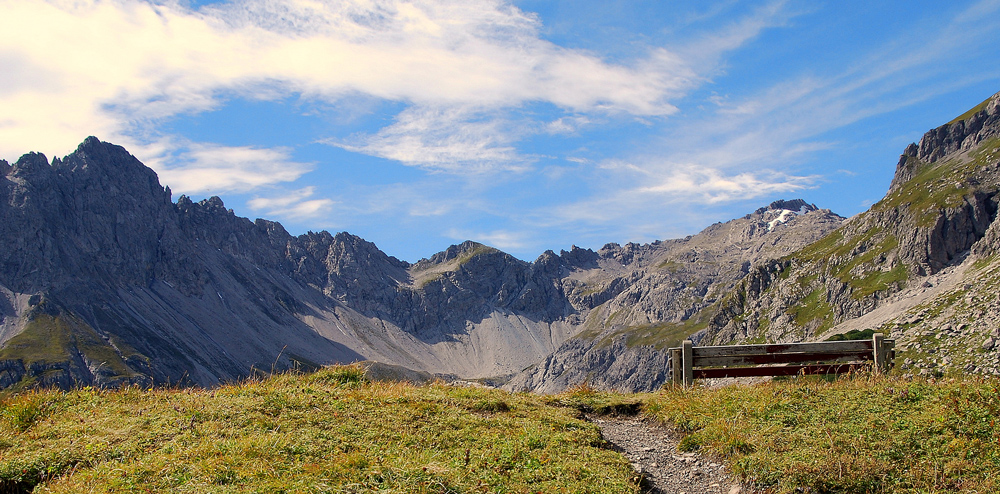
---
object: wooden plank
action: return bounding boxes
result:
[670,348,682,385]
[693,350,873,368]
[873,333,886,374]
[682,340,693,387]
[692,339,872,358]
[695,363,869,379]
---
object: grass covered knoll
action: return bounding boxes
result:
[0,365,641,493]
[647,375,1000,493]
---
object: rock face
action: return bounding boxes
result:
[505,202,844,392]
[0,138,581,389]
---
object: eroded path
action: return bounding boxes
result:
[594,416,743,494]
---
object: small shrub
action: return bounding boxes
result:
[1,392,51,432]
[303,364,366,386]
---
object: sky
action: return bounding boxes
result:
[1,0,999,262]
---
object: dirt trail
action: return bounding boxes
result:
[595,416,743,494]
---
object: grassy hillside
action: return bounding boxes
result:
[0,366,641,493]
[649,375,1000,493]
[4,367,999,493]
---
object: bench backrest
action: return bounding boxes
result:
[668,334,895,386]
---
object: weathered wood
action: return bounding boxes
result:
[669,334,895,386]
[695,363,869,379]
[691,339,872,358]
[693,350,873,368]
[670,348,682,385]
[682,340,693,387]
[873,333,886,374]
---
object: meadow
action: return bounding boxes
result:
[3,366,998,493]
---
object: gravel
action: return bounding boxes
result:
[594,416,744,494]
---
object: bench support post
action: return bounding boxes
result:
[670,348,682,385]
[682,340,693,387]
[873,333,886,375]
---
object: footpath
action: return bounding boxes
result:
[595,417,744,494]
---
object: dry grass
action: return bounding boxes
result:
[646,374,1000,493]
[0,365,641,493]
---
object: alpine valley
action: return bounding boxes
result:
[2,92,1000,393]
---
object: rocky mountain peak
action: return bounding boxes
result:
[416,240,496,267]
[9,152,51,181]
[559,245,600,270]
[720,198,826,239]
[0,159,9,176]
[756,199,816,215]
[892,91,1000,190]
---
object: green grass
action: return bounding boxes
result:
[877,155,976,227]
[0,314,143,379]
[622,312,712,350]
[786,288,834,335]
[826,328,876,342]
[949,94,996,124]
[7,366,1000,493]
[656,260,682,272]
[647,375,1000,493]
[876,137,1000,228]
[456,245,500,266]
[0,365,641,493]
[849,263,908,299]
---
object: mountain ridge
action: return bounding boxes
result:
[3,90,1000,392]
[0,136,842,391]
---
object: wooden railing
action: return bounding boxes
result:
[668,334,895,386]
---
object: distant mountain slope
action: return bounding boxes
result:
[0,138,843,391]
[504,200,845,392]
[0,139,580,389]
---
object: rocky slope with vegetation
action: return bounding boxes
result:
[507,90,1000,392]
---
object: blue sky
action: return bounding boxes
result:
[2,0,999,262]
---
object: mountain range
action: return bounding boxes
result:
[2,90,999,392]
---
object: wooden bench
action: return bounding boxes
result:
[668,334,895,386]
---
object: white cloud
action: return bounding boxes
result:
[148,142,313,194]
[550,162,815,226]
[545,116,592,135]
[331,106,530,174]
[0,0,706,167]
[637,166,816,204]
[247,186,336,219]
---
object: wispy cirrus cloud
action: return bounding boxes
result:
[247,187,336,219]
[552,162,815,224]
[0,0,700,163]
[669,0,1000,175]
[636,166,817,204]
[0,0,799,182]
[331,106,531,174]
[146,142,313,194]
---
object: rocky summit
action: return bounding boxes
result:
[3,91,1000,392]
